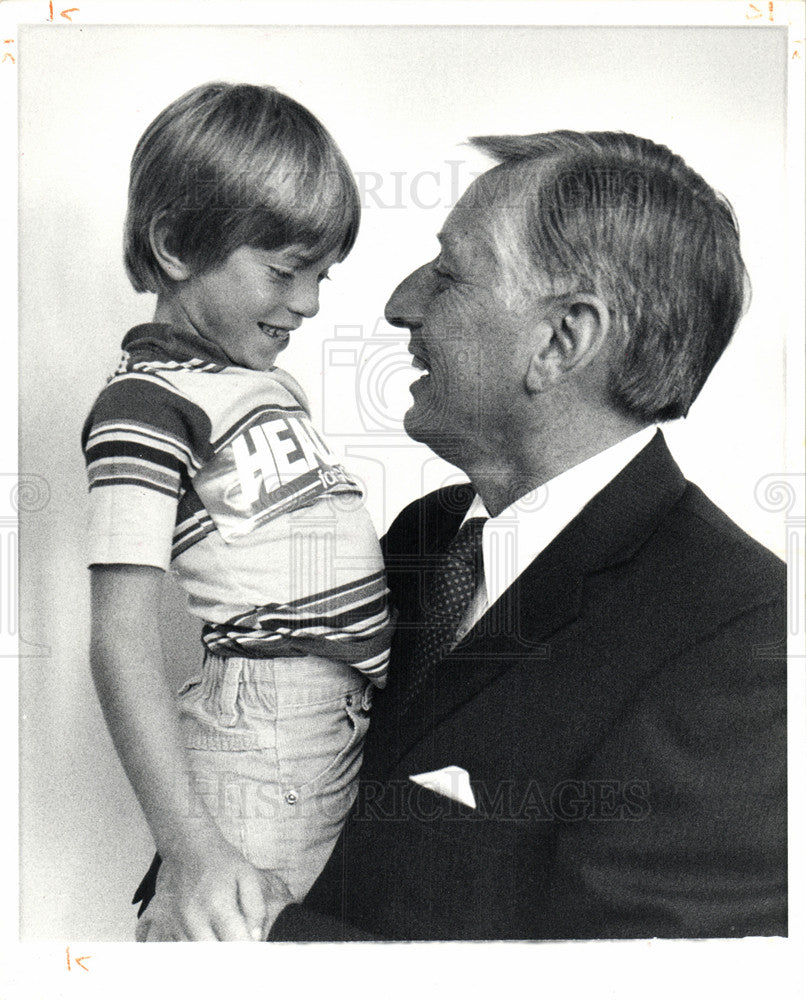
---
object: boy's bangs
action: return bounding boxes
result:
[125,83,361,288]
[244,153,360,263]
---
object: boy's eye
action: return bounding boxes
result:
[267,264,295,281]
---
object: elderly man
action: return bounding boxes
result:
[281,131,786,939]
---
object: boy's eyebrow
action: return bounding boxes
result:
[282,247,338,268]
[274,248,306,265]
[254,246,318,269]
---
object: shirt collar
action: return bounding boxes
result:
[464,426,658,609]
[118,322,312,413]
[121,322,234,368]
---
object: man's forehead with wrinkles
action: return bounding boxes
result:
[440,165,546,299]
[436,177,513,280]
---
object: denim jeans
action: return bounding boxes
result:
[174,651,372,901]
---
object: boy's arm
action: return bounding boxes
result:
[90,564,292,941]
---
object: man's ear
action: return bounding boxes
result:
[148,215,193,283]
[525,295,610,394]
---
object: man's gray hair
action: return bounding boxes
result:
[470,131,749,422]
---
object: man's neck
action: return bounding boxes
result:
[467,414,651,517]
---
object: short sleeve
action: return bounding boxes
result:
[81,371,213,570]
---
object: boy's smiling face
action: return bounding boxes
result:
[156,244,340,370]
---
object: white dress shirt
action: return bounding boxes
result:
[456,426,657,641]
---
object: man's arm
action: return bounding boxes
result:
[541,599,787,939]
[268,902,378,941]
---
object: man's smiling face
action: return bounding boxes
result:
[384,171,548,464]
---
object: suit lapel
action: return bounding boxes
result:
[371,432,687,775]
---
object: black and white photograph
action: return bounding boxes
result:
[6,1,805,997]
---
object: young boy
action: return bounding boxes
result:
[83,82,391,942]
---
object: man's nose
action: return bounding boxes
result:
[384,264,431,328]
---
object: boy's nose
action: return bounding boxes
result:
[289,276,320,319]
[384,264,431,329]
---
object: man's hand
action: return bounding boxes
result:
[135,840,293,942]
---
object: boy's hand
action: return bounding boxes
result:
[136,840,293,942]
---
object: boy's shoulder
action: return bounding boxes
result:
[82,366,214,463]
[84,323,314,451]
[119,322,310,412]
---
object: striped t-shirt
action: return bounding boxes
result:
[82,323,391,687]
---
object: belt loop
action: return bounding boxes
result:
[217,657,242,727]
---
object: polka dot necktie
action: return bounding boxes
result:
[403,517,487,713]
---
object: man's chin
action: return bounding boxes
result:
[403,405,465,466]
[403,402,434,446]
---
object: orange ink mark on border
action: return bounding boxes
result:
[767,1,774,20]
[66,946,91,972]
[48,1,54,20]
[793,40,803,59]
[2,53,15,63]
[60,7,79,20]
[745,2,763,19]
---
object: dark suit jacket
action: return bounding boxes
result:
[271,432,787,941]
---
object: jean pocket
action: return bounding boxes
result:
[277,694,371,793]
[177,674,278,751]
